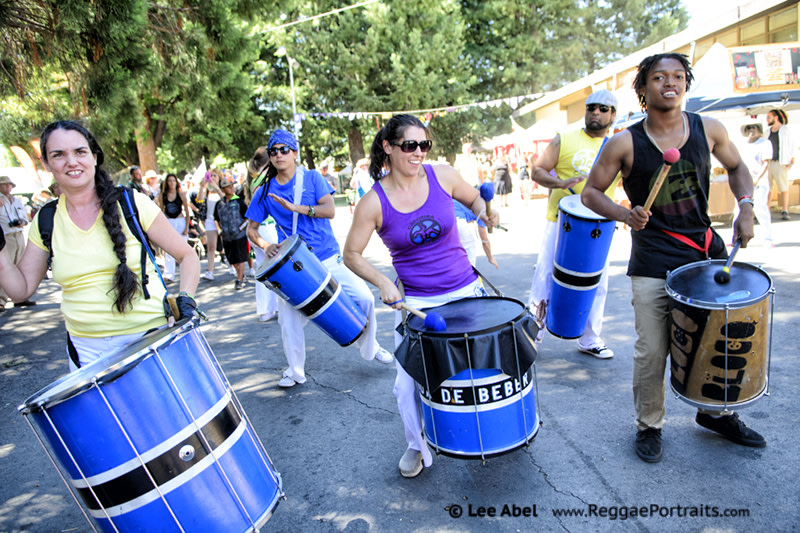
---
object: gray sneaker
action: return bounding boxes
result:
[398,448,423,478]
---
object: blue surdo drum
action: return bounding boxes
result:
[255,234,368,346]
[19,319,283,533]
[396,297,540,460]
[547,195,616,339]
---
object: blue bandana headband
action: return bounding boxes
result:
[268,129,298,151]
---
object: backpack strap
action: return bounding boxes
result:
[36,199,59,266]
[118,186,159,299]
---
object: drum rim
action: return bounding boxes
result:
[255,233,302,280]
[18,318,196,414]
[557,195,611,222]
[665,259,774,309]
[405,296,529,337]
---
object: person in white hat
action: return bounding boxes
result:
[0,175,36,308]
[527,89,619,359]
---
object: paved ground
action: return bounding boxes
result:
[1,196,798,532]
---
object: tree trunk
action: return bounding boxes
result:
[347,125,365,167]
[134,107,158,173]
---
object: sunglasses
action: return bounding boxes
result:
[586,104,612,113]
[268,146,294,156]
[391,140,433,153]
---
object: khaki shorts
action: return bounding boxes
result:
[767,160,789,192]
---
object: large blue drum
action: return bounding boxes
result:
[396,297,540,460]
[255,234,368,346]
[547,195,616,339]
[19,319,282,533]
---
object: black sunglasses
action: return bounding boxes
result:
[391,140,433,153]
[268,146,293,156]
[586,104,612,113]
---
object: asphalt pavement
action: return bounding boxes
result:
[1,196,798,532]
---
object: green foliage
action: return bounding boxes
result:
[1,0,689,168]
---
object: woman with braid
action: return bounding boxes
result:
[0,121,200,370]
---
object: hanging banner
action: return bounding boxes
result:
[730,42,800,93]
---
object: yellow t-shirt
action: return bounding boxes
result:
[29,191,168,338]
[545,129,618,222]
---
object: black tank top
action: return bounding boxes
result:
[623,112,726,278]
[164,194,183,218]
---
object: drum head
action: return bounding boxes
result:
[19,319,195,414]
[406,297,527,336]
[666,260,772,309]
[255,233,303,280]
[558,195,608,221]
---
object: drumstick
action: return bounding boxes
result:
[642,148,680,212]
[714,238,741,284]
[167,294,180,320]
[479,182,495,234]
[400,303,447,331]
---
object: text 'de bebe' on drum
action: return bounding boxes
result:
[19,319,283,533]
[395,297,541,460]
[666,260,774,411]
[255,234,368,346]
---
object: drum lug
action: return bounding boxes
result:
[562,221,571,232]
[591,228,601,239]
[293,261,303,272]
[179,444,195,462]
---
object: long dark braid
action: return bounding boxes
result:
[40,121,140,313]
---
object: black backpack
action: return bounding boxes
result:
[37,186,154,300]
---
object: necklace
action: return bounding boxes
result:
[643,112,688,154]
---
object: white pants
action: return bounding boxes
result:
[165,217,187,278]
[456,218,478,266]
[393,279,487,468]
[252,224,279,316]
[68,332,145,372]
[733,178,773,243]
[527,219,609,348]
[278,255,380,383]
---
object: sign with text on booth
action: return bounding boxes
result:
[730,42,800,93]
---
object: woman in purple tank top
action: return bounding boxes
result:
[343,114,500,478]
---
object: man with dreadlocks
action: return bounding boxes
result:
[582,53,766,463]
[766,108,794,220]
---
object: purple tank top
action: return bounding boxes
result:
[375,164,477,296]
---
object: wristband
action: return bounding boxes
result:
[738,196,754,207]
[308,205,316,217]
[178,290,194,300]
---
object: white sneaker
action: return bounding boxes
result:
[229,266,236,275]
[279,376,297,388]
[259,312,278,322]
[202,271,214,281]
[578,345,614,359]
[249,267,256,278]
[373,347,394,364]
[398,448,423,478]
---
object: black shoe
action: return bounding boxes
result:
[695,412,766,448]
[635,427,662,463]
[781,210,790,221]
[14,300,37,307]
[234,280,242,290]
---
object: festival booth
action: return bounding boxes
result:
[686,42,800,215]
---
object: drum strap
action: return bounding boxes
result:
[291,166,306,235]
[472,266,503,297]
[66,333,80,368]
[661,227,713,258]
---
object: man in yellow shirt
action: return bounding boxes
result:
[528,90,618,359]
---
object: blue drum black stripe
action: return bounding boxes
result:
[77,401,240,510]
[299,278,338,317]
[552,266,601,288]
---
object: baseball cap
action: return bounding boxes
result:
[586,90,618,110]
